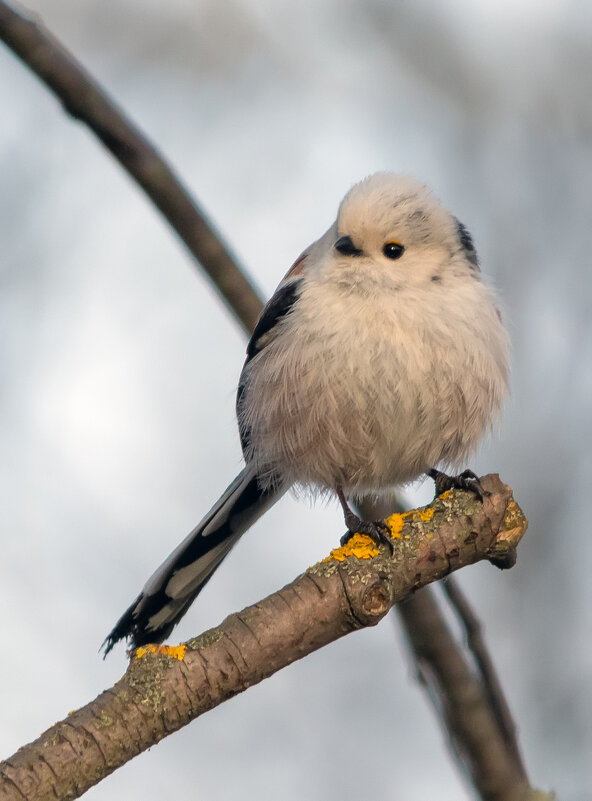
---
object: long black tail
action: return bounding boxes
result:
[103,467,283,654]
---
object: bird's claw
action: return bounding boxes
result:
[428,468,489,501]
[340,513,394,554]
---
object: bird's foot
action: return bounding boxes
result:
[428,468,489,501]
[340,512,394,554]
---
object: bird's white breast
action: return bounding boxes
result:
[239,269,509,497]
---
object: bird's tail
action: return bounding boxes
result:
[102,467,283,655]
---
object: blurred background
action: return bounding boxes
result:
[1,1,591,799]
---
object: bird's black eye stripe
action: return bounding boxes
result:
[335,235,363,256]
[382,241,405,260]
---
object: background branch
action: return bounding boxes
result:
[0,0,264,334]
[442,575,528,778]
[0,476,527,801]
[399,587,529,801]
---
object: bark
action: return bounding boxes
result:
[0,475,527,801]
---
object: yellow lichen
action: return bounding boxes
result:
[502,499,528,535]
[135,644,186,661]
[321,501,440,564]
[387,505,434,532]
[323,533,380,562]
[386,512,405,539]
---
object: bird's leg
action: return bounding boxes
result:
[427,468,489,501]
[336,486,393,553]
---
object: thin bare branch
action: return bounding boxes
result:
[0,475,527,801]
[0,0,264,334]
[442,575,528,779]
[398,584,554,801]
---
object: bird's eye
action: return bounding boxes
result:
[383,241,405,260]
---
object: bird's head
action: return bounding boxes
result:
[328,172,479,291]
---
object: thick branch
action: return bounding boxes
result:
[361,490,537,800]
[0,0,264,333]
[0,475,527,801]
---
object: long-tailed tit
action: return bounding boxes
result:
[104,173,509,654]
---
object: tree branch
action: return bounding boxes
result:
[0,0,264,334]
[360,488,541,801]
[0,475,527,801]
[442,575,528,779]
[399,586,531,801]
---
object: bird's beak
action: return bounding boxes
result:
[335,235,363,256]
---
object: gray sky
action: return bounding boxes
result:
[1,1,591,799]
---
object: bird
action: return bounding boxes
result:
[103,172,509,655]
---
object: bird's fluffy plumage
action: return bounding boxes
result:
[105,172,509,653]
[239,173,509,496]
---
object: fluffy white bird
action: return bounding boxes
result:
[104,173,509,654]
